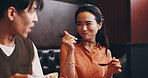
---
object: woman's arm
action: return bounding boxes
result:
[104,50,122,78]
[62,47,75,78]
[60,31,77,78]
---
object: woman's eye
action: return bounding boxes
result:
[87,23,92,26]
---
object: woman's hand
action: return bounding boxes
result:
[61,31,77,78]
[62,31,77,50]
[9,73,32,78]
[104,57,122,78]
[107,57,122,74]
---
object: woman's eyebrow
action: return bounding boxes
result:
[85,21,93,23]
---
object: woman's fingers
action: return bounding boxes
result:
[64,31,77,40]
[64,38,77,44]
[108,57,122,73]
[111,59,121,69]
[118,69,122,72]
[62,31,77,43]
[64,31,69,35]
[112,57,120,62]
[62,31,78,49]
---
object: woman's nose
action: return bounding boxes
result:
[82,25,87,31]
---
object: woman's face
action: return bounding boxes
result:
[76,11,100,41]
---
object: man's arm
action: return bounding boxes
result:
[32,43,44,76]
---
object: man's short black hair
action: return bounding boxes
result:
[0,0,44,19]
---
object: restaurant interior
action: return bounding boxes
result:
[28,0,148,78]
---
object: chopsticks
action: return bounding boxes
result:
[59,34,96,44]
[98,63,110,66]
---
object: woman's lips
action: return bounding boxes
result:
[82,33,88,35]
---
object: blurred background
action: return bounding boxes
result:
[28,0,148,78]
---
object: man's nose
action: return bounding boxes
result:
[33,12,38,22]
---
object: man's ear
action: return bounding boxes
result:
[98,22,103,30]
[7,7,16,21]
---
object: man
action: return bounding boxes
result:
[0,0,44,78]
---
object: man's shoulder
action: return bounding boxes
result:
[15,36,34,50]
[15,36,33,43]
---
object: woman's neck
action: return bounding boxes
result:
[82,42,96,52]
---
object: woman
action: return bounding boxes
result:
[60,4,122,78]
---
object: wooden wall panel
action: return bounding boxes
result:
[95,0,130,44]
[131,0,148,43]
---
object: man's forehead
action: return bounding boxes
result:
[30,1,37,9]
[27,1,37,11]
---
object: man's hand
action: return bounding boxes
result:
[9,73,32,78]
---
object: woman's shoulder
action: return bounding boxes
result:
[99,46,112,56]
